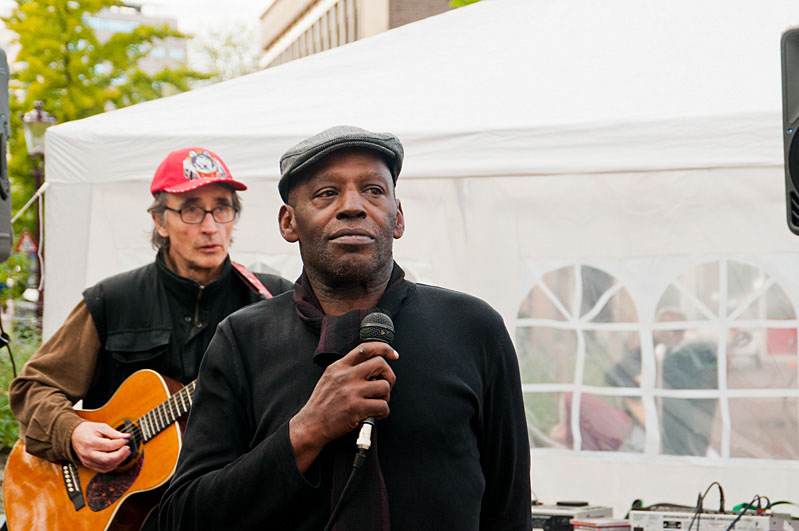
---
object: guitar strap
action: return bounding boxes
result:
[231,261,274,300]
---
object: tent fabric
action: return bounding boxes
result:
[45,0,799,328]
[47,0,793,184]
[42,0,799,517]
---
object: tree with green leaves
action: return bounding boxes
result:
[3,0,208,240]
[0,0,210,446]
[0,0,208,318]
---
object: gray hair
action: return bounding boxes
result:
[147,190,242,251]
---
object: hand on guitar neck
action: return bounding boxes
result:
[70,421,132,473]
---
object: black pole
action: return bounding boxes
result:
[29,153,44,325]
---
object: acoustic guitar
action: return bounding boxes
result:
[3,369,196,530]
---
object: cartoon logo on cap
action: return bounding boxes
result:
[183,150,227,181]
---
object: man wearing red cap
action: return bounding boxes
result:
[8,148,291,507]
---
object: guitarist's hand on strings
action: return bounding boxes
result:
[71,421,131,473]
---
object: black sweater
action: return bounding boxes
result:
[160,283,532,530]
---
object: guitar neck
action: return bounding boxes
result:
[136,380,196,442]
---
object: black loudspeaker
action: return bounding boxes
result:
[0,48,11,262]
[781,29,799,235]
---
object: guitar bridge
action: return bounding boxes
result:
[61,461,85,511]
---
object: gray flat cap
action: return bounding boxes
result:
[279,125,404,202]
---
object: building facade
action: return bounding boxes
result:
[85,4,187,75]
[259,0,451,69]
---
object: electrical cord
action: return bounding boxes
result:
[687,492,704,531]
[323,448,368,531]
[754,500,797,512]
[726,495,763,531]
[687,481,726,531]
[323,418,376,531]
[703,482,725,513]
[733,496,773,513]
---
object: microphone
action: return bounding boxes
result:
[359,312,395,344]
[356,312,395,452]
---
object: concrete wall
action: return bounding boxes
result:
[359,0,390,38]
[260,0,318,53]
[389,0,451,29]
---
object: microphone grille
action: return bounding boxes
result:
[360,312,395,344]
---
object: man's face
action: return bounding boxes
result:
[278,149,405,285]
[154,182,235,281]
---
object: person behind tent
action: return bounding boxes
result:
[619,309,719,457]
[548,309,690,453]
[9,147,293,529]
[660,336,719,456]
[159,126,532,530]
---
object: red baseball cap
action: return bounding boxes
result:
[150,147,247,194]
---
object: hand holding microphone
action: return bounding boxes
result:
[289,313,397,473]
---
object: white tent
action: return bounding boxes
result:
[44,0,799,517]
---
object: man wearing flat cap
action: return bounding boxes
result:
[160,126,532,530]
[9,147,292,529]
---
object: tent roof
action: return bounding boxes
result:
[46,0,799,186]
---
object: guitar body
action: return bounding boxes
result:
[4,369,186,531]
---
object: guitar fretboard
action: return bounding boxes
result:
[136,381,196,442]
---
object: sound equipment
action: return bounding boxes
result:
[629,509,799,531]
[0,48,12,262]
[532,501,613,531]
[781,28,799,234]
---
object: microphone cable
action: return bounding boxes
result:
[323,312,394,531]
[323,418,375,531]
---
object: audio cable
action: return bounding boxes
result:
[322,418,375,531]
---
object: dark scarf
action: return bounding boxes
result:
[293,263,413,531]
[293,263,410,367]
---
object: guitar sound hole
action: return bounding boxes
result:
[115,419,143,470]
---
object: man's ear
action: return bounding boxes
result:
[278,204,299,243]
[394,200,405,239]
[153,212,169,238]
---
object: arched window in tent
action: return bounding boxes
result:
[654,259,799,459]
[516,265,643,453]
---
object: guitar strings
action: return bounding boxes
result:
[116,385,196,442]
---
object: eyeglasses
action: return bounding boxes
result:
[164,205,238,224]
